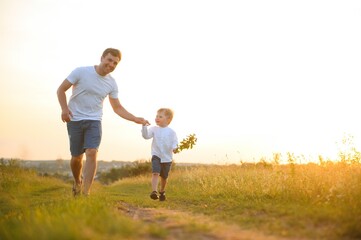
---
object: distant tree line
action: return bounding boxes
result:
[97,160,152,185]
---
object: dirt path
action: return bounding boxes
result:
[117,201,297,240]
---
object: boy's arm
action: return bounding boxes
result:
[141,125,152,139]
[172,133,179,153]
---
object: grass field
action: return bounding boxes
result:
[1,159,360,239]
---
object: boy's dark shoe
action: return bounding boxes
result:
[150,191,158,200]
[159,191,166,201]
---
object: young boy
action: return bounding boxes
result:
[141,108,178,201]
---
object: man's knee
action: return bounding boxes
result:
[85,148,97,158]
[71,154,83,162]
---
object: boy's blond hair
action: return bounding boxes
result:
[158,108,174,124]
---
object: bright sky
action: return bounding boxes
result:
[1,0,361,164]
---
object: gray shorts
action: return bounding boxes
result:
[152,155,172,179]
[67,120,102,156]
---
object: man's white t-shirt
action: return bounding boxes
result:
[66,66,118,121]
[142,125,178,163]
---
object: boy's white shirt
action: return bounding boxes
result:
[142,125,178,163]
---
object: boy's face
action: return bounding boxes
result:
[155,111,169,127]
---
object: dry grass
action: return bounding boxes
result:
[112,162,361,239]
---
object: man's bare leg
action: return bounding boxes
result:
[71,154,83,196]
[83,148,97,195]
[71,154,83,185]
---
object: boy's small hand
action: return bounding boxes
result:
[135,117,150,126]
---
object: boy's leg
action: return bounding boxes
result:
[159,176,167,193]
[159,162,171,201]
[150,173,160,199]
[159,162,171,192]
[159,177,167,201]
[152,173,160,192]
[150,155,161,200]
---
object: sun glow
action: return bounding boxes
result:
[0,0,361,164]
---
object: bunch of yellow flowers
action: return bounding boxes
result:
[174,134,197,154]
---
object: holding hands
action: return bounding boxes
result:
[134,117,150,126]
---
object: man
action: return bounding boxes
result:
[57,48,149,196]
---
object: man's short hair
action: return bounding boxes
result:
[102,48,121,60]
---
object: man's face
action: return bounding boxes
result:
[100,53,120,75]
